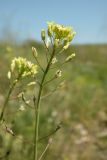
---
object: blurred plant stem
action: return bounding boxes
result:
[0,76,20,122]
[34,47,55,160]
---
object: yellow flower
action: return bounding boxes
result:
[10,57,38,78]
[46,21,76,48]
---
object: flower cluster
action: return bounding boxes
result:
[46,21,76,49]
[41,21,76,51]
[9,57,37,78]
[48,22,75,39]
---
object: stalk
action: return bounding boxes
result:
[0,75,21,122]
[34,47,55,160]
[0,81,17,121]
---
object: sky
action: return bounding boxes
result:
[0,0,107,44]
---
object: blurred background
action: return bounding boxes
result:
[0,0,107,160]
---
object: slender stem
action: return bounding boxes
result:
[32,51,44,73]
[38,142,50,160]
[50,61,65,70]
[43,40,50,63]
[43,40,50,52]
[41,88,57,100]
[0,74,21,122]
[0,80,17,121]
[38,124,61,142]
[21,94,34,109]
[43,76,56,86]
[34,47,55,160]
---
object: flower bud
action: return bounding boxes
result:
[17,92,24,98]
[51,57,57,64]
[41,29,46,41]
[19,105,25,111]
[46,38,50,48]
[63,42,70,50]
[54,39,59,47]
[65,53,76,62]
[27,81,36,86]
[26,100,30,104]
[47,22,54,37]
[48,28,52,37]
[7,71,11,79]
[32,47,38,57]
[55,70,62,78]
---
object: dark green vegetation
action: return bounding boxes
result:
[0,41,107,160]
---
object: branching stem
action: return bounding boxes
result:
[34,47,55,160]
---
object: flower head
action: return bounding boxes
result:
[47,21,76,45]
[10,57,37,78]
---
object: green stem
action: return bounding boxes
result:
[38,142,50,160]
[0,81,16,121]
[0,75,21,122]
[34,47,55,160]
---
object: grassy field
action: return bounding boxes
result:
[0,41,107,160]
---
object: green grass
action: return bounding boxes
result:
[0,41,107,160]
